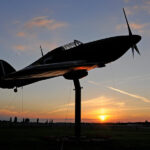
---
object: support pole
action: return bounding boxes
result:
[73,79,81,138]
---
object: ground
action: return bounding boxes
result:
[0,122,150,150]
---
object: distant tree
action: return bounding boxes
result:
[37,118,39,124]
[49,119,53,127]
[49,119,53,124]
[14,116,17,123]
[145,120,149,125]
[45,120,48,124]
[9,117,12,123]
[25,118,30,123]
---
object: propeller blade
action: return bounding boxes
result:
[123,8,141,57]
[134,45,141,55]
[132,47,134,58]
[123,8,132,36]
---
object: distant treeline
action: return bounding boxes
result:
[0,116,54,127]
[0,116,149,128]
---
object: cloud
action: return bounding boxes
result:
[48,108,67,114]
[124,1,150,15]
[14,16,68,52]
[47,95,126,116]
[116,22,147,32]
[0,109,19,117]
[12,40,60,52]
[24,16,68,31]
[124,0,129,2]
[120,3,150,35]
[124,0,130,3]
[65,96,113,108]
[146,1,150,5]
[13,45,27,51]
[116,102,125,107]
[116,22,150,35]
[0,108,45,119]
[16,32,26,37]
[108,87,150,103]
[130,23,146,30]
[125,8,134,15]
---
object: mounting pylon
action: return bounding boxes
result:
[73,79,82,138]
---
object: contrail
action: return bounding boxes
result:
[88,80,100,86]
[108,87,150,103]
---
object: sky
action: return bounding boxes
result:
[0,0,150,123]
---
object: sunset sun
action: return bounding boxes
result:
[99,115,107,122]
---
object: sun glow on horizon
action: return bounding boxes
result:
[99,115,107,122]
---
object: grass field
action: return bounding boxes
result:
[0,123,150,150]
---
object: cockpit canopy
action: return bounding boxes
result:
[63,40,83,50]
[41,40,83,64]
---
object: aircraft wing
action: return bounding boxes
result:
[5,60,101,80]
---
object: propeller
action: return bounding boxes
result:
[123,8,141,57]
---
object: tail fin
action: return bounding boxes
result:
[0,60,16,78]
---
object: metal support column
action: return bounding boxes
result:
[73,79,81,138]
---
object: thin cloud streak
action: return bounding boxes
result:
[24,16,68,31]
[124,0,130,3]
[108,87,150,103]
[16,32,26,37]
[47,96,126,115]
[124,1,150,16]
[116,23,148,33]
[13,45,27,51]
[48,108,67,114]
[14,16,68,52]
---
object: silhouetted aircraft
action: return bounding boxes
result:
[0,9,141,92]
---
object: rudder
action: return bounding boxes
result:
[0,60,16,78]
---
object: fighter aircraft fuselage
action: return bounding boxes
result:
[0,34,141,90]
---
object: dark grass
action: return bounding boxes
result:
[0,123,150,150]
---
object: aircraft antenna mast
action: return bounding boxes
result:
[40,45,44,57]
